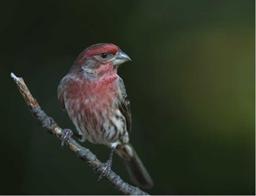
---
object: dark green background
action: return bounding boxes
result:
[0,0,254,194]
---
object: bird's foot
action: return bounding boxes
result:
[97,159,112,181]
[97,148,115,181]
[61,128,73,146]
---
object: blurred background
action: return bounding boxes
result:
[0,0,254,194]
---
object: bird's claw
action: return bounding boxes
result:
[97,147,115,181]
[97,159,112,181]
[61,129,73,146]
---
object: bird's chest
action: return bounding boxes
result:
[86,76,118,109]
[66,75,119,114]
[64,75,126,145]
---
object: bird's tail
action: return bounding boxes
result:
[115,144,154,189]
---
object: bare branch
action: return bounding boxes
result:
[10,72,149,195]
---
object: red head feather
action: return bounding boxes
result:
[74,43,119,65]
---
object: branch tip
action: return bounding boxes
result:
[10,72,20,82]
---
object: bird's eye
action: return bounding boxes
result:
[95,53,114,61]
[101,53,108,58]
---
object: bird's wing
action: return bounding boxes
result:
[57,75,85,141]
[57,75,71,111]
[118,77,132,133]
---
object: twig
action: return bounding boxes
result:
[10,72,149,195]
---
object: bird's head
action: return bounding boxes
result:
[71,43,131,76]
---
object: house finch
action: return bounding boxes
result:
[57,43,153,189]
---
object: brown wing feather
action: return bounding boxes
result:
[118,77,132,132]
[57,75,84,140]
[57,84,65,110]
[57,74,75,110]
[57,76,68,111]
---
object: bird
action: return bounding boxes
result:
[57,43,153,189]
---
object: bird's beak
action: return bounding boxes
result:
[113,50,132,67]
